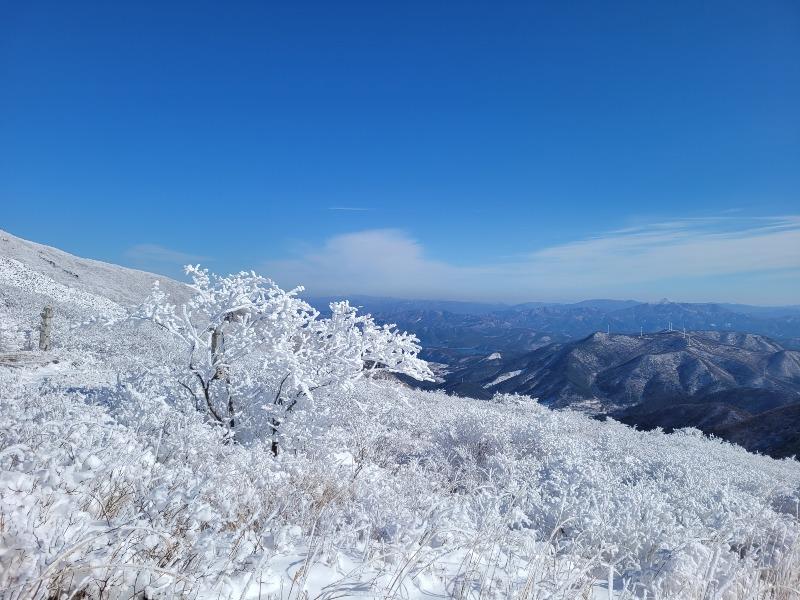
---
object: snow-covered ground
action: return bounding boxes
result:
[2,234,800,599]
[0,255,125,318]
[483,369,524,388]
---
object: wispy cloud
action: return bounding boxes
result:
[125,243,207,265]
[526,216,800,281]
[265,216,800,304]
[327,206,372,212]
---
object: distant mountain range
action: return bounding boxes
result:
[500,301,800,341]
[310,295,800,353]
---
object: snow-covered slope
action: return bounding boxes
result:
[2,234,800,599]
[0,255,125,318]
[0,228,189,307]
[0,229,189,355]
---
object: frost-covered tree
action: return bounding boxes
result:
[131,266,432,449]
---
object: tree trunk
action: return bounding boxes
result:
[211,324,236,441]
[39,306,53,351]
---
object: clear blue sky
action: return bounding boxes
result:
[2,1,798,303]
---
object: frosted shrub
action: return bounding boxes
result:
[129,266,432,448]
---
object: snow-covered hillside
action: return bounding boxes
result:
[2,234,800,599]
[0,229,190,306]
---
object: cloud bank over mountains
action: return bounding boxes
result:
[265,216,800,304]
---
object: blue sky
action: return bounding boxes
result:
[1,1,798,304]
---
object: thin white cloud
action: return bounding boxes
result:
[526,216,800,283]
[265,216,800,304]
[327,206,372,211]
[125,243,207,265]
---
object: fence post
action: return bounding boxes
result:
[39,306,53,351]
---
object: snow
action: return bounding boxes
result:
[483,369,523,388]
[0,256,125,318]
[0,228,191,306]
[485,352,502,360]
[2,236,800,599]
[4,364,799,599]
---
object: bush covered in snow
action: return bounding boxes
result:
[126,266,432,448]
